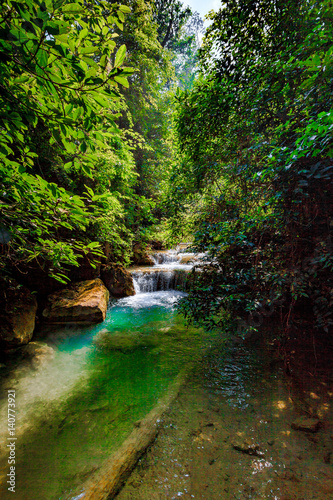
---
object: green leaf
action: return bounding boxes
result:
[118,5,131,14]
[114,75,129,87]
[80,45,99,55]
[82,164,93,178]
[62,3,85,14]
[114,44,126,67]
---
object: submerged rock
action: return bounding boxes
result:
[291,416,321,433]
[94,329,143,353]
[19,341,55,370]
[101,264,135,298]
[0,278,38,349]
[42,278,109,324]
[232,436,263,457]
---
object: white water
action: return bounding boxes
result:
[132,249,198,294]
[151,250,194,271]
[117,289,187,309]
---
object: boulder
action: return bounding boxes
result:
[179,255,194,264]
[291,416,321,433]
[149,240,165,250]
[42,279,109,324]
[0,279,38,349]
[101,264,135,298]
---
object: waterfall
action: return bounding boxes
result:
[152,251,181,265]
[132,270,174,293]
[132,269,188,294]
[131,249,194,294]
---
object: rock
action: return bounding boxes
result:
[101,264,135,298]
[291,416,321,433]
[0,278,38,349]
[232,436,263,457]
[149,240,165,250]
[279,469,301,482]
[179,255,194,264]
[132,244,155,266]
[42,279,109,324]
[94,330,140,352]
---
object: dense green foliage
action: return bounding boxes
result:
[5,0,329,345]
[0,0,137,281]
[0,0,204,285]
[169,0,333,336]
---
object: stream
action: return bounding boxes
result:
[0,250,332,499]
[0,249,208,499]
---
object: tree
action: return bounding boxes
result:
[170,0,333,335]
[154,0,192,49]
[0,0,134,281]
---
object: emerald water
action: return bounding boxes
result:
[0,265,212,500]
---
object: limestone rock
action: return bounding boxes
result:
[179,255,194,264]
[94,330,140,352]
[42,279,109,324]
[0,279,37,349]
[149,240,165,250]
[232,436,263,457]
[101,264,135,298]
[291,416,320,433]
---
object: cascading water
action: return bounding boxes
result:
[132,270,175,293]
[151,250,180,265]
[132,249,195,294]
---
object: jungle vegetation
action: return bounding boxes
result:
[1,0,332,344]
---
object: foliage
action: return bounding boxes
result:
[170,0,333,335]
[0,0,136,280]
[154,0,192,49]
